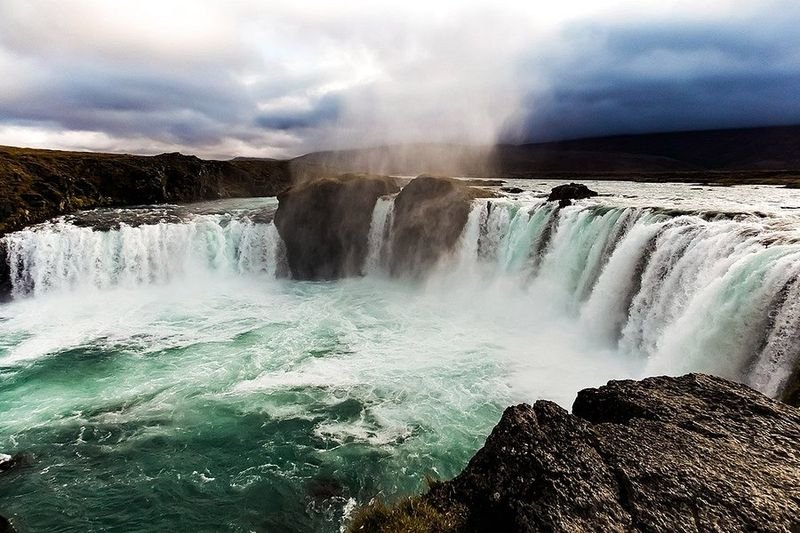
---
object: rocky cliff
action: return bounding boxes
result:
[0,146,291,236]
[274,174,400,280]
[350,374,800,532]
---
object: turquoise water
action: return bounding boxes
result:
[3,187,800,531]
[0,274,633,532]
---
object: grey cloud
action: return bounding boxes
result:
[1,1,799,157]
[0,50,264,146]
[255,93,342,131]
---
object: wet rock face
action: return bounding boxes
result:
[546,182,598,207]
[410,374,800,532]
[274,175,399,280]
[390,176,494,277]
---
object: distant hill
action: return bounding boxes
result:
[231,156,278,162]
[292,125,800,178]
[506,125,800,173]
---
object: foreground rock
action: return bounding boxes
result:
[350,374,800,532]
[275,174,399,279]
[390,176,495,277]
[547,182,598,207]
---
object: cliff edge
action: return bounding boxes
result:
[0,146,291,236]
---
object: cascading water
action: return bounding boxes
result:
[1,186,800,532]
[364,195,395,275]
[415,197,800,399]
[3,214,285,297]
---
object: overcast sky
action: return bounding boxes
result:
[0,0,798,158]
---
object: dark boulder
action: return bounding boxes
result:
[306,475,346,501]
[0,514,15,533]
[501,186,524,194]
[390,176,495,277]
[546,183,598,207]
[351,374,800,532]
[0,453,31,474]
[274,175,400,280]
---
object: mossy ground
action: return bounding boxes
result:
[346,497,458,533]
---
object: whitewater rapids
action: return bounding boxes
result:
[1,182,799,531]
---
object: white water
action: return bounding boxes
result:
[4,215,285,297]
[442,197,800,398]
[3,190,800,398]
[364,195,395,275]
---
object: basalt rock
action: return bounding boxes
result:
[351,374,800,532]
[274,174,400,280]
[390,176,495,277]
[546,183,598,207]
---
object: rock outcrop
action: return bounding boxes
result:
[350,374,800,532]
[0,146,291,236]
[546,182,598,207]
[274,174,400,280]
[390,176,495,277]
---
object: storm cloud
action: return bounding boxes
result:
[0,0,798,158]
[507,7,800,141]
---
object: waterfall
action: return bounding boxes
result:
[2,215,286,297]
[364,195,395,275]
[426,199,800,397]
[454,201,485,272]
[3,196,800,399]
